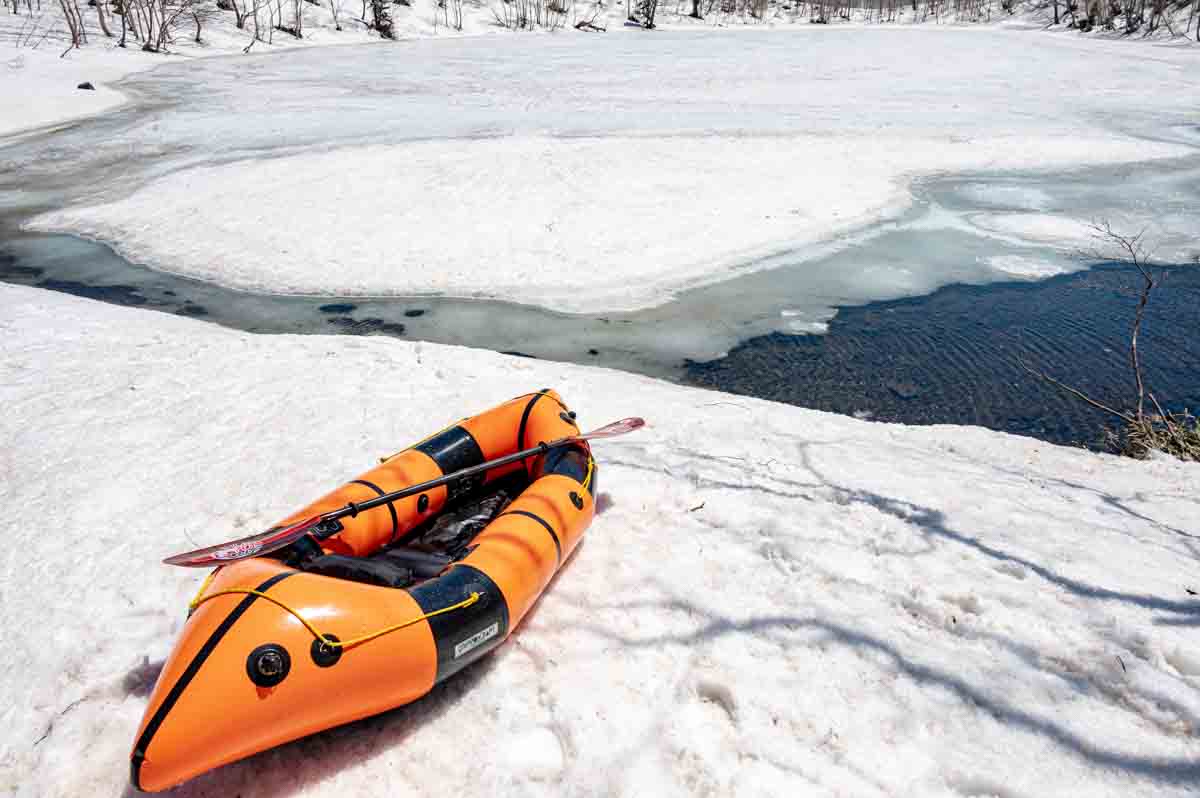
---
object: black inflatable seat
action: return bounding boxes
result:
[303,553,413,589]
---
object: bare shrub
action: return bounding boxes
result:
[370,0,393,36]
[436,0,463,30]
[120,0,215,50]
[219,0,253,29]
[274,0,303,35]
[575,0,605,26]
[1021,222,1198,461]
[59,0,87,52]
[93,0,114,36]
[492,0,570,29]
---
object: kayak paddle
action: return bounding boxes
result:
[162,416,645,567]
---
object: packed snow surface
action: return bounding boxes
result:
[0,4,386,145]
[3,284,1199,796]
[25,29,1199,312]
[0,48,140,142]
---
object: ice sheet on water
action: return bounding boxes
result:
[955,182,1055,211]
[987,254,1069,279]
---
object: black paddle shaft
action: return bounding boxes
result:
[161,417,642,567]
[326,415,645,527]
[326,439,560,526]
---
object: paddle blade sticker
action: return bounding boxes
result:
[163,516,320,567]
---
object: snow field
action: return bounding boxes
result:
[3,283,1198,796]
[0,3,379,144]
[1,48,141,143]
[0,0,539,146]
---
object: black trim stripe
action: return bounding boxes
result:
[516,392,548,476]
[409,564,509,683]
[540,446,590,490]
[415,425,487,503]
[497,509,561,565]
[131,570,296,791]
[512,389,568,412]
[350,479,399,542]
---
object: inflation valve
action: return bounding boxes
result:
[247,643,291,687]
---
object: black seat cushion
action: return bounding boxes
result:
[303,553,413,589]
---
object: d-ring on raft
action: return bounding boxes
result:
[131,390,604,791]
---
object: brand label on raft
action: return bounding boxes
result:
[453,622,499,659]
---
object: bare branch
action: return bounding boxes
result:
[1017,356,1134,424]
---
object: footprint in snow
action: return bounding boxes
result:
[939,593,984,617]
[695,679,738,726]
[500,726,564,780]
[993,561,1027,580]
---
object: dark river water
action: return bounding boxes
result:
[687,262,1200,447]
[3,228,1196,449]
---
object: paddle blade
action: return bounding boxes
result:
[579,417,646,440]
[162,515,322,567]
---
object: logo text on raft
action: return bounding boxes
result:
[453,622,499,659]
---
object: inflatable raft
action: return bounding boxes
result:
[132,390,596,791]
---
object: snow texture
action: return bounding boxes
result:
[0,0,498,146]
[0,48,142,142]
[26,28,1199,313]
[3,283,1199,797]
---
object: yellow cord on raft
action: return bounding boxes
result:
[581,456,595,492]
[189,568,220,608]
[188,585,480,650]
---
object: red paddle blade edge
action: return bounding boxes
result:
[581,417,645,440]
[162,516,321,568]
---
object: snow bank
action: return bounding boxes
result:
[31,131,1187,312]
[4,283,1198,796]
[0,47,149,142]
[0,0,491,144]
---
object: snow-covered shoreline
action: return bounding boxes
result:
[3,282,1198,796]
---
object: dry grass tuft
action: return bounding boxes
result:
[1108,411,1200,462]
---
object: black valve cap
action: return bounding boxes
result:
[247,643,291,687]
[311,634,342,668]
